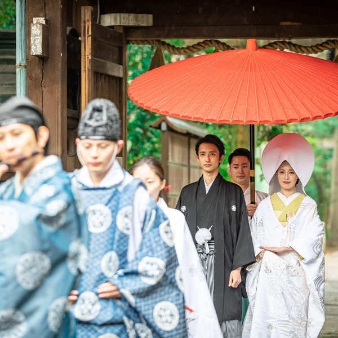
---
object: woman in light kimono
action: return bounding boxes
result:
[131,156,223,338]
[242,133,325,338]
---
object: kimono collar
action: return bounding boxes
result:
[276,191,301,205]
[76,159,124,188]
[243,186,250,195]
[157,197,169,214]
[14,155,59,198]
[203,176,216,194]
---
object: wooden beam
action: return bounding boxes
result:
[26,0,44,111]
[0,86,16,95]
[44,0,67,161]
[161,130,169,202]
[0,74,16,82]
[91,58,123,78]
[81,6,93,112]
[0,65,15,73]
[100,13,153,27]
[0,52,16,58]
[93,22,123,46]
[121,27,128,168]
[102,1,338,26]
[126,24,338,40]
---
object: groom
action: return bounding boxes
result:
[176,134,255,337]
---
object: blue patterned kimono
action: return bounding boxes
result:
[72,162,187,337]
[0,156,83,338]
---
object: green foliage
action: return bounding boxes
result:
[127,45,162,169]
[287,119,337,221]
[127,41,197,169]
[0,0,15,29]
[127,99,161,168]
[257,123,289,145]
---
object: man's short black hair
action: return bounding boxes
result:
[0,96,49,154]
[195,134,225,156]
[228,148,251,165]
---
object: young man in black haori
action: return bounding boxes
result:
[176,134,255,338]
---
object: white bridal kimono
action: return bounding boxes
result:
[242,192,325,338]
[157,198,222,338]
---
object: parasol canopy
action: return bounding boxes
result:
[129,39,338,124]
[128,39,338,202]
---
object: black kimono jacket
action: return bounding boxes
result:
[176,174,256,323]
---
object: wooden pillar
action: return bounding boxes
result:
[121,26,128,168]
[161,128,169,202]
[26,0,67,165]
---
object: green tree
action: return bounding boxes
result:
[287,119,338,222]
[127,44,161,169]
[127,40,187,169]
[0,0,15,29]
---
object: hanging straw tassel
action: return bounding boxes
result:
[149,47,165,70]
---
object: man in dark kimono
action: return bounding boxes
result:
[176,134,255,338]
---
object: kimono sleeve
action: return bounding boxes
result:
[0,179,82,336]
[28,176,82,236]
[111,201,187,337]
[175,190,183,211]
[248,205,266,258]
[289,202,324,264]
[232,191,256,270]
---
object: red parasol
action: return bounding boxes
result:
[128,39,338,201]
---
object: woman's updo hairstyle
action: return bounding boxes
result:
[130,156,165,182]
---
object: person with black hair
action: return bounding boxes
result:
[69,99,187,337]
[0,96,82,337]
[242,133,325,337]
[131,156,222,338]
[176,134,255,338]
[228,148,268,323]
[228,148,268,219]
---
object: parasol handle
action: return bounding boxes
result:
[250,124,256,204]
[250,170,256,204]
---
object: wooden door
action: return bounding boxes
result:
[81,6,127,167]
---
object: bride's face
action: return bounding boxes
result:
[276,161,299,194]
